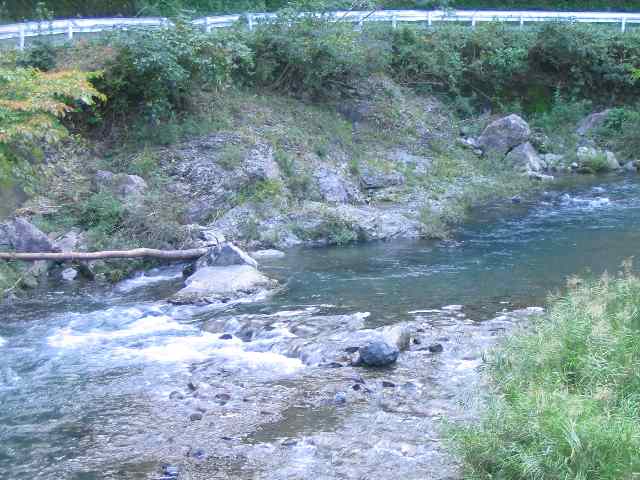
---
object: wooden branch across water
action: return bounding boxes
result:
[0,248,209,262]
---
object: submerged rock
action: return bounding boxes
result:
[477,114,531,157]
[357,341,400,367]
[250,249,285,259]
[169,265,277,305]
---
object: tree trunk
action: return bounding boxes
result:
[0,248,210,262]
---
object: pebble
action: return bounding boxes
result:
[325,362,343,368]
[344,346,360,354]
[215,393,231,404]
[282,438,298,447]
[511,195,522,204]
[381,381,396,388]
[189,412,203,421]
[162,465,179,478]
[187,381,199,392]
[219,333,233,340]
[412,338,421,345]
[428,343,444,353]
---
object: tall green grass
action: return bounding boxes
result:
[449,269,640,479]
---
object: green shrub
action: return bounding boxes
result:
[17,41,57,71]
[250,8,389,100]
[79,191,125,234]
[596,107,640,161]
[98,24,253,121]
[449,272,640,479]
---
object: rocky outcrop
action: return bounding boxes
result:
[359,166,405,190]
[576,146,620,171]
[314,167,362,203]
[170,264,277,305]
[477,114,531,157]
[577,110,611,136]
[94,170,147,202]
[0,218,58,253]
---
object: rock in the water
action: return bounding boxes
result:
[170,265,277,305]
[358,341,400,367]
[196,243,258,270]
[504,142,543,173]
[250,249,285,259]
[189,412,203,421]
[428,343,444,354]
[576,110,611,136]
[624,161,638,173]
[477,114,531,157]
[94,170,147,202]
[61,268,78,281]
[0,218,58,253]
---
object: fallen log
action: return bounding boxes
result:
[0,247,210,262]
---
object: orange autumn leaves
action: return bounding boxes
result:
[0,67,106,145]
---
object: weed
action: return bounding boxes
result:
[217,144,246,170]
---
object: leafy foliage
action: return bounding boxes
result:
[0,67,105,146]
[98,23,253,121]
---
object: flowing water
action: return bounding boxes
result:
[2,175,640,479]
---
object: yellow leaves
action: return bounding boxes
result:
[0,67,106,149]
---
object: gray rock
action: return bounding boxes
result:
[314,167,361,204]
[358,341,400,367]
[170,265,277,305]
[389,150,432,174]
[504,142,543,173]
[478,114,531,157]
[576,147,620,171]
[576,110,611,136]
[243,144,280,181]
[56,228,87,253]
[360,166,405,190]
[251,249,285,259]
[94,170,147,202]
[605,151,621,170]
[624,161,638,173]
[196,243,258,270]
[61,268,78,281]
[541,153,565,169]
[0,218,58,253]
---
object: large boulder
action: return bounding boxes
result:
[576,147,620,171]
[170,265,277,305]
[577,110,611,136]
[94,170,147,202]
[478,114,531,157]
[0,218,58,253]
[505,142,544,173]
[357,341,400,367]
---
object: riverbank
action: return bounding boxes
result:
[2,174,640,478]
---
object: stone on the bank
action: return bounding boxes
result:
[576,110,611,136]
[61,268,78,281]
[94,170,147,202]
[314,167,361,204]
[170,265,276,305]
[504,142,543,173]
[477,114,531,157]
[359,166,405,190]
[358,341,400,367]
[0,218,58,253]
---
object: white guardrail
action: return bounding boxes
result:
[1,9,640,50]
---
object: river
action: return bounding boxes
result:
[1,175,639,479]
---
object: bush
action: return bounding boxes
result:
[250,8,389,99]
[98,23,253,121]
[17,41,57,71]
[595,107,640,161]
[449,272,640,479]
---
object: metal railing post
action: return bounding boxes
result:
[621,17,627,33]
[520,15,524,29]
[19,23,25,50]
[67,21,73,41]
[428,11,432,27]
[247,13,253,31]
[471,15,476,28]
[392,14,397,29]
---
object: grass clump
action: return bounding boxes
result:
[449,270,640,479]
